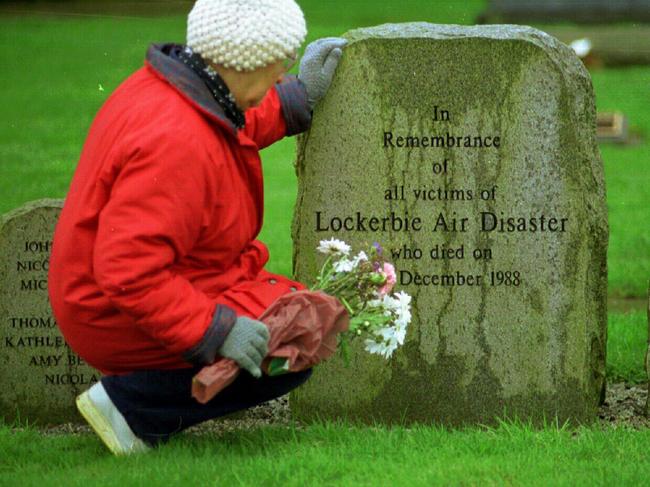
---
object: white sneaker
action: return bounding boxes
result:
[76,382,150,455]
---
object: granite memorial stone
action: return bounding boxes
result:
[480,0,650,23]
[0,199,99,424]
[291,24,608,426]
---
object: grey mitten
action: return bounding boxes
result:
[298,37,348,109]
[218,317,270,378]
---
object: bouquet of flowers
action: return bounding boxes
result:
[192,238,412,403]
[313,238,412,361]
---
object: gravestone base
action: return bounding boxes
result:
[291,343,597,427]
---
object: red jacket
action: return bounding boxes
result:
[48,44,311,375]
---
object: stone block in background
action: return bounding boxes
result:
[480,0,650,23]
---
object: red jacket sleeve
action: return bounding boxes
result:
[93,132,218,355]
[243,75,312,149]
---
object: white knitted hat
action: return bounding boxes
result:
[187,0,307,72]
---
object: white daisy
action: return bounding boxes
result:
[394,291,412,309]
[381,341,398,359]
[364,338,384,355]
[363,338,397,359]
[393,323,407,345]
[395,310,411,329]
[351,251,368,266]
[317,238,351,256]
[393,292,412,320]
[332,250,368,273]
[375,326,397,342]
[381,294,400,313]
[333,258,354,273]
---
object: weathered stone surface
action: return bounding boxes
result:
[0,199,99,424]
[291,24,608,426]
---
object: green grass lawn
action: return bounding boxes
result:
[2,421,650,486]
[607,311,647,383]
[1,309,647,484]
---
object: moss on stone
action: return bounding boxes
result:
[291,23,606,426]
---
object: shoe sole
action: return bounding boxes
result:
[76,390,129,455]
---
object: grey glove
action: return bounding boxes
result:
[298,37,348,109]
[218,317,270,378]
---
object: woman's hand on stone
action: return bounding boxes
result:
[298,37,348,109]
[218,317,270,378]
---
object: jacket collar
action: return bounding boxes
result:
[145,43,238,137]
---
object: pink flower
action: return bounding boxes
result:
[378,263,397,296]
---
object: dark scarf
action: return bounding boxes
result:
[174,45,246,129]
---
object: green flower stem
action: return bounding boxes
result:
[320,271,346,292]
[339,296,354,316]
[313,255,334,290]
[324,272,358,295]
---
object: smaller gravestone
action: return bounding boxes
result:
[0,199,99,424]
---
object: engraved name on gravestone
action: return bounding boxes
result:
[0,199,99,424]
[291,24,608,425]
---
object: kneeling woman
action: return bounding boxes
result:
[48,0,345,454]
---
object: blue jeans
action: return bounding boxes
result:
[101,367,312,446]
